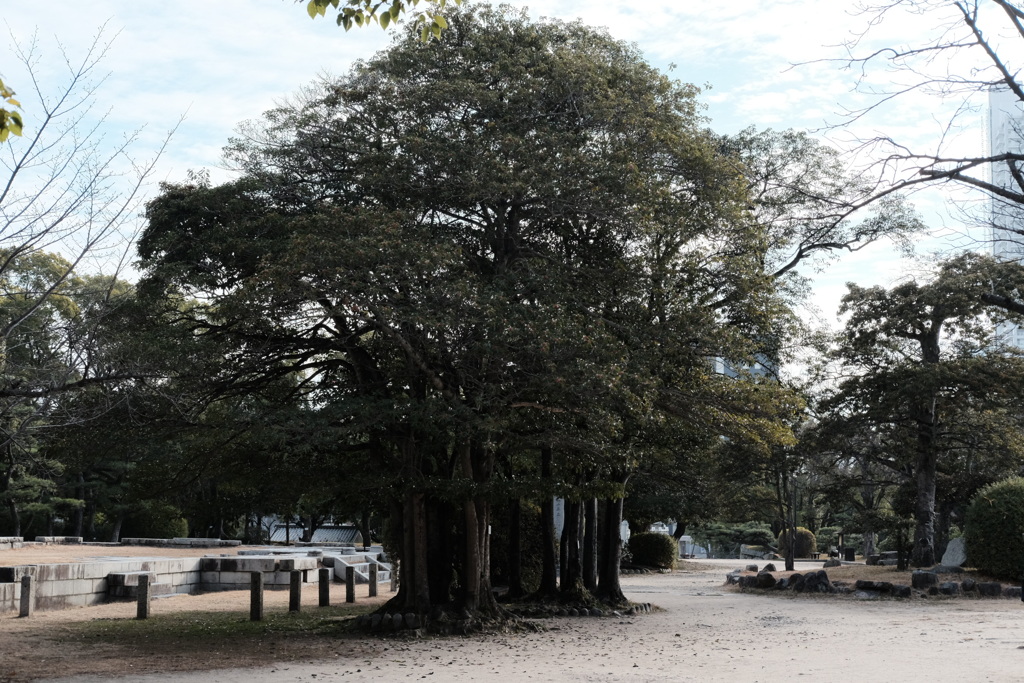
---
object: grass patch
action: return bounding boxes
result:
[69,603,375,648]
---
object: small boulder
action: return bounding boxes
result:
[404,612,420,629]
[756,572,777,589]
[1004,586,1023,599]
[823,559,842,568]
[891,585,912,598]
[855,580,893,592]
[940,537,967,567]
[745,564,759,572]
[762,563,777,572]
[911,571,938,590]
[961,578,976,592]
[978,582,1003,597]
[938,582,960,596]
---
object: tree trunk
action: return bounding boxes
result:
[595,494,627,605]
[110,512,124,543]
[507,497,525,599]
[560,498,583,599]
[361,509,371,549]
[583,497,598,593]
[911,333,942,568]
[911,393,938,567]
[863,531,876,559]
[73,472,85,537]
[537,448,559,600]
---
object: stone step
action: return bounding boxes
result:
[109,582,175,599]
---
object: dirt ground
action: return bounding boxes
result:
[3,545,1024,682]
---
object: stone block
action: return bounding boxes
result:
[279,557,319,571]
[108,572,158,587]
[977,581,1002,597]
[938,581,960,596]
[218,557,277,573]
[892,585,912,598]
[0,566,36,582]
[855,580,894,592]
[912,571,938,589]
[940,537,967,567]
[1004,586,1023,599]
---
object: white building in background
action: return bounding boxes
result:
[989,88,1024,347]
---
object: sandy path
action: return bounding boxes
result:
[23,558,1024,683]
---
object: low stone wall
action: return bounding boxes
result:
[199,555,320,591]
[0,537,23,550]
[726,565,1022,599]
[121,538,241,548]
[0,557,204,613]
[0,551,349,613]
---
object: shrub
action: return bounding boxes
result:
[777,526,817,558]
[122,502,188,540]
[965,476,1024,580]
[628,531,677,569]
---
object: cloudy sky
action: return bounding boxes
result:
[1,1,993,324]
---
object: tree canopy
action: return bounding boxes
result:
[137,6,801,622]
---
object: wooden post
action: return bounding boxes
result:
[18,575,32,618]
[136,574,151,620]
[318,567,331,607]
[345,565,355,604]
[250,572,264,621]
[289,569,302,612]
[369,562,378,598]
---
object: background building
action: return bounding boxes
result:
[988,88,1024,347]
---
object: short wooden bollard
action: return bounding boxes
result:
[318,567,331,607]
[369,563,378,598]
[289,570,302,612]
[250,572,264,622]
[19,575,32,618]
[345,565,355,604]
[136,574,151,620]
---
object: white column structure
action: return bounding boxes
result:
[989,88,1024,347]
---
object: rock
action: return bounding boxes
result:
[823,559,842,568]
[740,575,759,588]
[392,613,405,629]
[928,586,939,596]
[931,564,964,574]
[855,580,893,592]
[912,571,938,589]
[940,537,967,567]
[756,572,777,589]
[978,582,1003,597]
[878,559,901,566]
[790,573,805,592]
[1005,586,1023,599]
[938,582,960,596]
[866,554,880,566]
[892,585,912,598]
[961,578,976,592]
[745,564,759,572]
[813,570,833,592]
[404,612,419,629]
[591,608,603,617]
[762,563,777,572]
[370,613,383,630]
[854,590,881,599]
[568,608,579,617]
[775,577,789,589]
